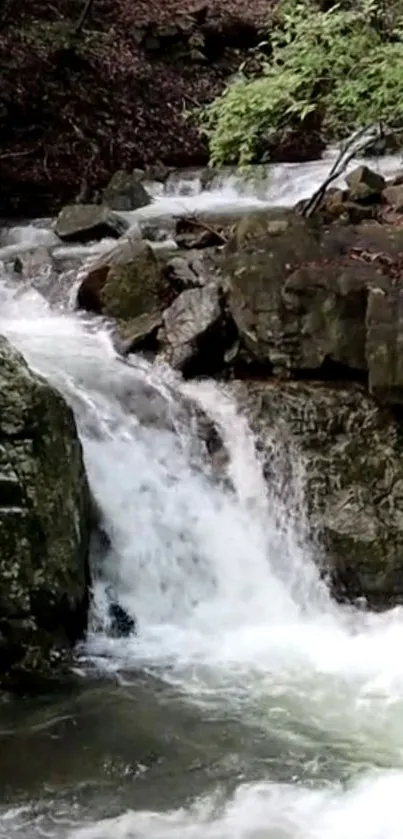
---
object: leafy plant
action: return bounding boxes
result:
[200,0,403,166]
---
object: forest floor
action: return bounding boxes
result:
[0,0,309,216]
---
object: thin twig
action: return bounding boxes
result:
[43,146,51,180]
[0,149,36,160]
[178,214,229,244]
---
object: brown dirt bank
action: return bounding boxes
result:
[0,0,321,218]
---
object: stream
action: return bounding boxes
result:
[1,153,403,838]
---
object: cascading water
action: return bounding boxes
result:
[2,156,403,838]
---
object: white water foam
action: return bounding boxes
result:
[2,158,403,836]
[121,150,403,223]
[69,772,403,839]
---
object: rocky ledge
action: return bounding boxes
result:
[0,337,92,692]
[74,163,403,609]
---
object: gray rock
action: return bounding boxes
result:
[346,165,385,202]
[162,284,222,370]
[103,170,152,212]
[108,601,136,638]
[115,311,163,356]
[89,233,144,271]
[0,336,91,691]
[138,217,177,243]
[164,254,207,290]
[55,204,128,242]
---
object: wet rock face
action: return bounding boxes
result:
[366,285,403,404]
[224,212,369,373]
[232,379,403,609]
[0,336,92,691]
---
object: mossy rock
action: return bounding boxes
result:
[0,336,91,692]
[78,241,173,322]
[101,246,170,320]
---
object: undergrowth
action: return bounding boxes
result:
[200,0,403,165]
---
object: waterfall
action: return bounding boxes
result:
[2,158,403,838]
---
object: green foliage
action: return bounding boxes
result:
[200,0,403,166]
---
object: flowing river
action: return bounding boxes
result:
[1,153,403,838]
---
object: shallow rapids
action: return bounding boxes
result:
[1,156,403,838]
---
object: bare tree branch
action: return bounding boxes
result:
[75,0,94,35]
[301,123,383,219]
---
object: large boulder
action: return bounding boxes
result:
[224,212,372,373]
[112,252,222,357]
[55,204,128,243]
[223,213,403,401]
[231,379,403,608]
[102,253,171,321]
[0,336,92,690]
